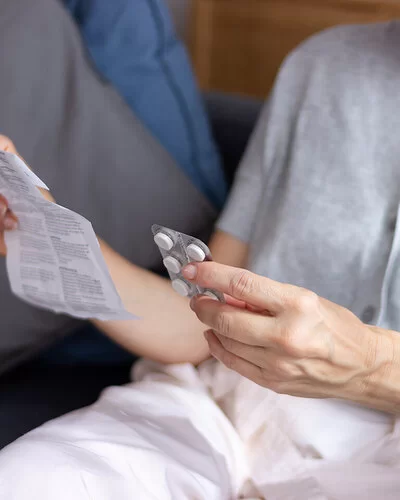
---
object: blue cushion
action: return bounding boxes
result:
[43,0,227,367]
[63,0,227,209]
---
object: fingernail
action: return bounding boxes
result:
[190,296,196,311]
[182,264,197,280]
[4,217,17,230]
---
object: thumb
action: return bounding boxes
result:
[0,135,18,154]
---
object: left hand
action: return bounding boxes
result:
[183,262,394,402]
[0,135,55,256]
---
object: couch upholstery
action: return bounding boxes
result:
[0,93,263,450]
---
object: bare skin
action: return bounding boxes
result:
[0,135,247,365]
[1,135,399,414]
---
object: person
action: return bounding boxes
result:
[1,21,400,499]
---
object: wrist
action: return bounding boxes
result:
[351,326,400,414]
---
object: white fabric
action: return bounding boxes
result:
[1,359,399,500]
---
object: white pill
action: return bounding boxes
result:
[187,243,206,262]
[203,291,219,301]
[163,256,182,274]
[172,279,190,297]
[154,232,174,251]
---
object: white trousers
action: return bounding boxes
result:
[0,360,399,500]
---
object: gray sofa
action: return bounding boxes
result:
[0,92,263,449]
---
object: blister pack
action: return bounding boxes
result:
[152,225,224,302]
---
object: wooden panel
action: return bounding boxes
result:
[190,0,400,97]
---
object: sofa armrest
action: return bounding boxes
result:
[203,92,264,186]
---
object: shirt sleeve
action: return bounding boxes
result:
[216,100,270,243]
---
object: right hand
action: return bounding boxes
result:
[0,135,54,256]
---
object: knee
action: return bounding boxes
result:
[0,437,61,473]
[0,438,80,497]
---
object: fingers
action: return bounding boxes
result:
[0,195,7,216]
[0,135,17,154]
[0,135,33,174]
[183,261,295,312]
[2,212,18,230]
[192,295,278,347]
[223,295,265,313]
[204,330,264,383]
[223,295,247,309]
[0,195,17,231]
[0,135,53,204]
[212,331,267,367]
[0,193,17,256]
[213,330,305,379]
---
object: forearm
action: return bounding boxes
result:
[0,137,246,365]
[348,326,400,414]
[93,231,248,365]
[92,239,209,365]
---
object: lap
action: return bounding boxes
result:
[2,360,399,500]
[0,355,132,450]
[0,363,247,500]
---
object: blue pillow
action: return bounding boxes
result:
[63,0,227,209]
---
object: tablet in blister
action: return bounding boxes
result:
[152,225,224,302]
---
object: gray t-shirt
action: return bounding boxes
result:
[218,21,400,332]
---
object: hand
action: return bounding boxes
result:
[183,262,395,404]
[0,193,18,256]
[0,135,54,256]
